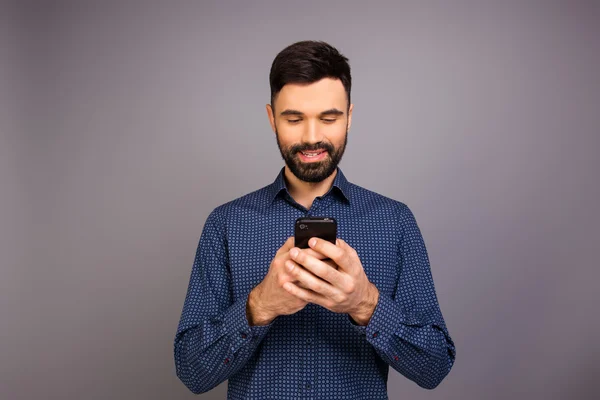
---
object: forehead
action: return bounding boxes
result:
[275,77,347,115]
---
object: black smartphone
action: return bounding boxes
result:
[294,216,337,249]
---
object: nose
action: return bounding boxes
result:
[301,119,324,145]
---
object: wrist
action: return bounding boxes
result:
[246,286,275,326]
[350,283,379,326]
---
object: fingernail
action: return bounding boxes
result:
[309,238,316,247]
[290,248,299,258]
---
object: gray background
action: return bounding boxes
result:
[1,1,599,399]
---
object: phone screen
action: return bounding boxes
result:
[294,217,337,249]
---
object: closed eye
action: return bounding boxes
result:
[287,119,337,124]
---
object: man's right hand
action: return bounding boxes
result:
[246,236,331,326]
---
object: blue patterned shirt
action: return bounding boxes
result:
[174,166,456,399]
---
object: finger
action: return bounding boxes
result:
[337,238,354,252]
[276,236,295,256]
[299,247,329,260]
[323,259,339,270]
[287,245,330,261]
[282,281,330,306]
[309,237,346,266]
[285,259,339,298]
[294,279,318,293]
[297,256,339,270]
[289,247,347,287]
[337,238,357,258]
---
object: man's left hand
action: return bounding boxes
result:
[283,237,379,320]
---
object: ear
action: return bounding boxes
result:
[266,104,276,134]
[347,103,353,131]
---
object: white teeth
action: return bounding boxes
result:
[301,151,323,157]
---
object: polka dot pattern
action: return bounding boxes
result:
[174,167,456,398]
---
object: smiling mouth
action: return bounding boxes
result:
[300,149,326,156]
[298,150,328,162]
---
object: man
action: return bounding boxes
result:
[174,40,456,399]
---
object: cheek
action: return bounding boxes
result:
[276,127,302,144]
[331,133,347,149]
[328,122,347,136]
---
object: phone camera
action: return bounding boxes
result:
[299,224,307,230]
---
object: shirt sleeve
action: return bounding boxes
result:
[173,207,274,395]
[347,203,456,389]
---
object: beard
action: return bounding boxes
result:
[275,123,348,183]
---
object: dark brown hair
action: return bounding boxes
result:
[269,40,351,113]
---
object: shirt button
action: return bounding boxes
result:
[306,338,312,344]
[394,355,399,361]
[372,331,379,338]
[224,358,229,364]
[305,383,311,389]
[241,333,247,339]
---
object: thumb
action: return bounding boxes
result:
[277,236,295,255]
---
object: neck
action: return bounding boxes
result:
[283,166,337,204]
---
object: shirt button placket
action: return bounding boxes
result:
[307,304,315,397]
[307,197,321,217]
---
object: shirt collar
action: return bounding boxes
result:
[268,166,351,206]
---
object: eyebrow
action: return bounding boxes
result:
[280,108,344,117]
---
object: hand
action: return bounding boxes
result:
[283,237,379,319]
[251,236,332,321]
